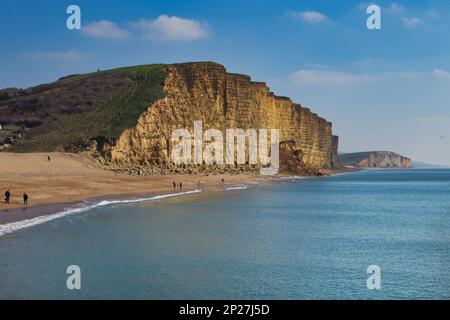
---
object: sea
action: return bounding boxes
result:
[0,169,449,299]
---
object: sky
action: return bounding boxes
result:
[0,0,449,165]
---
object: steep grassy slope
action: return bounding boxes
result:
[2,65,167,152]
[339,152,374,165]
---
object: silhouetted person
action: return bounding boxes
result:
[179,182,182,190]
[23,193,28,206]
[48,155,51,162]
[5,190,11,204]
[173,181,176,189]
[221,178,225,184]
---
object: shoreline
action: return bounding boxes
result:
[0,168,357,234]
[0,174,287,236]
[0,152,359,232]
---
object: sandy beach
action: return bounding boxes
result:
[0,152,358,226]
[0,152,279,224]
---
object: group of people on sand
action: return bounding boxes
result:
[171,178,226,191]
[2,189,29,206]
[172,181,183,190]
[1,155,49,209]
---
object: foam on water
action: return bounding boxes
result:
[0,189,202,237]
[225,186,248,190]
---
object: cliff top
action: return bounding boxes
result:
[0,61,332,153]
[339,151,412,168]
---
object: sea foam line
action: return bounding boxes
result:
[0,189,202,237]
[225,186,248,190]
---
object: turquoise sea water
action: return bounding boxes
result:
[0,169,449,299]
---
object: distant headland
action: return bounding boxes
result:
[339,151,412,169]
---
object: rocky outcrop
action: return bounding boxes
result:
[339,151,412,168]
[104,62,338,174]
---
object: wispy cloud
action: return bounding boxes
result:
[21,50,87,61]
[357,2,405,14]
[433,69,450,79]
[386,3,406,14]
[402,17,424,28]
[289,70,373,85]
[384,71,426,79]
[286,11,330,24]
[289,67,450,86]
[427,11,439,19]
[132,15,209,41]
[82,20,130,39]
[359,3,442,30]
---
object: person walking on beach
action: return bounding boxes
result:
[5,190,11,204]
[23,193,28,206]
[48,155,51,162]
[179,182,182,190]
[173,181,176,189]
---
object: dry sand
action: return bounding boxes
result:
[0,152,356,225]
[0,152,270,223]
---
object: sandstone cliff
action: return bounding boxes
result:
[103,62,338,174]
[339,151,412,168]
[1,62,339,175]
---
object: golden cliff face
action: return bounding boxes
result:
[105,62,338,173]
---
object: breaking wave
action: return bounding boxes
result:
[0,190,202,237]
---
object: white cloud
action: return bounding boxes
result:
[402,17,424,28]
[21,50,87,61]
[132,15,209,41]
[82,20,130,39]
[384,71,425,79]
[386,3,406,14]
[288,68,444,86]
[289,70,373,85]
[427,11,439,19]
[433,69,450,79]
[287,11,329,24]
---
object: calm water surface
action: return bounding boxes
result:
[0,169,449,299]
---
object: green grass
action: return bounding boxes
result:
[12,64,167,152]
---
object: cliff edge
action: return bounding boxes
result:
[0,62,340,175]
[339,151,412,168]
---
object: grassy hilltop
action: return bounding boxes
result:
[0,64,167,152]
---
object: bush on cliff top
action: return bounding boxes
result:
[11,64,167,152]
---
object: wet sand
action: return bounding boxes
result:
[0,152,277,224]
[0,152,357,225]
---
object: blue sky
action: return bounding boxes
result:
[1,0,449,165]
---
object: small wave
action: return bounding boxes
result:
[0,189,202,237]
[278,175,309,180]
[225,186,248,190]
